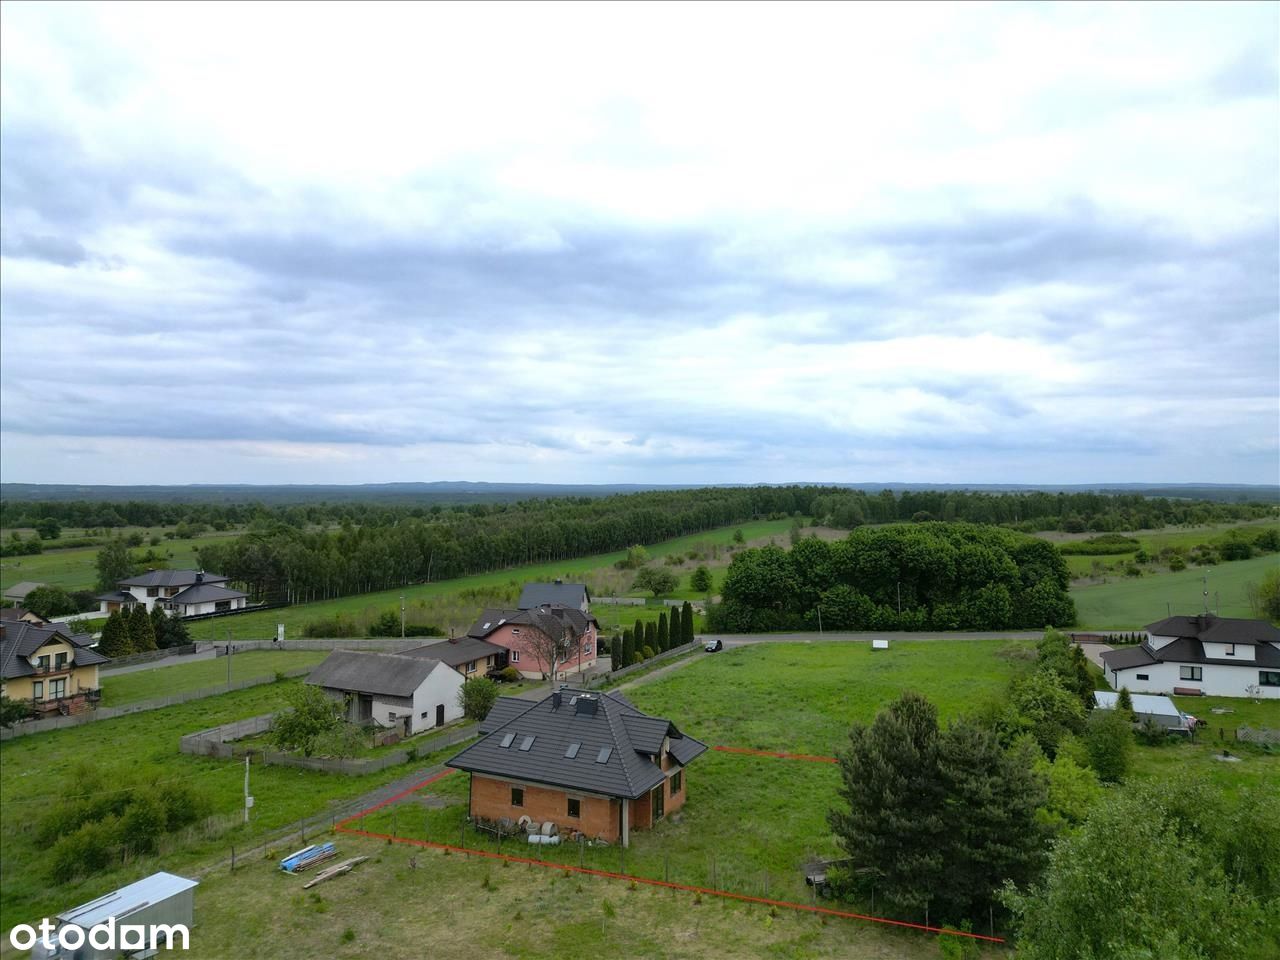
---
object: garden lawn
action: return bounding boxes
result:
[186,834,993,960]
[1069,553,1279,629]
[99,650,329,706]
[188,519,799,641]
[0,681,465,927]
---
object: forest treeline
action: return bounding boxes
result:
[3,486,1273,534]
[711,523,1076,632]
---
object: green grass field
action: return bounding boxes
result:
[0,531,243,596]
[1069,553,1279,629]
[185,833,980,960]
[187,519,798,641]
[99,651,329,707]
[1056,519,1279,578]
[0,681,466,927]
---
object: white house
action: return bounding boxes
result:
[1101,614,1280,699]
[305,650,466,736]
[97,570,248,617]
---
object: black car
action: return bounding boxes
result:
[704,638,723,652]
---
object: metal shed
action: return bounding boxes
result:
[35,871,197,960]
[1094,691,1194,732]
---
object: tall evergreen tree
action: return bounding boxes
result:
[622,629,636,667]
[610,634,622,671]
[149,605,170,648]
[643,620,657,656]
[128,604,157,652]
[681,601,695,645]
[98,610,131,658]
[656,612,669,652]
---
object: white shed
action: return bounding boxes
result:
[33,871,197,960]
[306,650,466,735]
[1093,691,1194,732]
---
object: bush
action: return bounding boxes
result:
[640,645,655,661]
[49,819,119,884]
[1168,555,1187,572]
[497,666,521,683]
[1085,706,1134,782]
[690,565,713,593]
[312,723,369,758]
[458,676,499,720]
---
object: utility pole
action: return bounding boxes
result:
[1202,575,1209,615]
[896,581,902,617]
[816,605,823,635]
[400,595,405,639]
[243,755,251,824]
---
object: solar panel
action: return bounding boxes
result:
[564,742,581,759]
[499,733,515,748]
[519,736,535,751]
[595,746,612,763]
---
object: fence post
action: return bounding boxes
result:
[231,845,235,872]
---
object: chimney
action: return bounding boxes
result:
[196,571,204,583]
[551,691,562,710]
[574,695,597,716]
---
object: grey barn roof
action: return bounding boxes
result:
[305,650,444,698]
[2,581,46,601]
[518,582,590,610]
[403,636,507,669]
[448,688,707,800]
[1145,614,1280,646]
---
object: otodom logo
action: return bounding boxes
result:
[9,917,190,954]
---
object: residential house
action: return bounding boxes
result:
[466,604,598,680]
[447,688,707,846]
[517,580,591,613]
[305,650,466,736]
[0,606,50,626]
[402,636,509,679]
[1101,614,1280,699]
[97,569,248,617]
[0,620,109,713]
[2,581,47,604]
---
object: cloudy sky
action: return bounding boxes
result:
[1,2,1276,486]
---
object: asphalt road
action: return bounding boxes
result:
[706,630,1043,648]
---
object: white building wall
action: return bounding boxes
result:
[369,695,415,731]
[408,663,466,734]
[1110,660,1280,699]
[1202,642,1255,662]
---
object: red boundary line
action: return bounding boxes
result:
[333,759,1002,944]
[712,745,837,763]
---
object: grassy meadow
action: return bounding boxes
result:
[1050,518,1279,578]
[1069,553,1278,629]
[98,650,329,706]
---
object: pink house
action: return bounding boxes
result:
[466,605,598,680]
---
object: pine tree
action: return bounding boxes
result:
[610,634,622,671]
[656,612,669,652]
[98,610,131,658]
[622,629,635,667]
[644,620,657,655]
[681,601,694,645]
[1116,686,1135,719]
[128,604,157,652]
[149,605,169,648]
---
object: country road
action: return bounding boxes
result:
[708,629,1043,648]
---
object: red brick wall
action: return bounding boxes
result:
[470,774,620,842]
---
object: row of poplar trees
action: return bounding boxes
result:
[97,605,192,658]
[609,601,696,670]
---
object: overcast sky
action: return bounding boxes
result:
[1,1,1277,487]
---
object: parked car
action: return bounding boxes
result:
[704,638,723,652]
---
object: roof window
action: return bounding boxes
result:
[519,736,536,751]
[595,746,612,764]
[499,733,515,748]
[564,742,581,758]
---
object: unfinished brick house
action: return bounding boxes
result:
[446,688,707,847]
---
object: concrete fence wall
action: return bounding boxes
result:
[179,713,478,775]
[586,640,699,687]
[593,597,646,607]
[0,667,312,741]
[100,644,200,672]
[196,638,434,655]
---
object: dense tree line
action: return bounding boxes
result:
[712,523,1075,632]
[809,489,1272,532]
[189,488,825,601]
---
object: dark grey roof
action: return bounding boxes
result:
[447,687,707,800]
[466,604,597,641]
[305,651,445,698]
[2,581,46,600]
[517,582,590,610]
[118,570,229,589]
[0,622,109,680]
[95,590,136,603]
[478,696,538,734]
[1105,637,1280,672]
[0,607,46,624]
[404,637,507,669]
[167,583,248,604]
[1145,614,1280,646]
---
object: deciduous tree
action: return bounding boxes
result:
[457,677,498,720]
[94,539,135,593]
